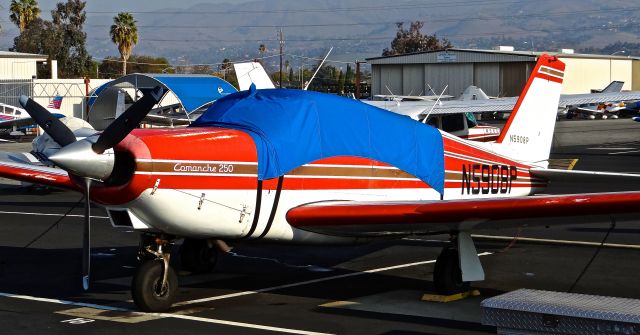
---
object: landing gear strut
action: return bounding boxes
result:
[433,246,470,295]
[132,235,178,312]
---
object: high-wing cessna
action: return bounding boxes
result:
[2,55,640,312]
[427,80,640,120]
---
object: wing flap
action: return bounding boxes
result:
[286,192,640,236]
[0,152,76,189]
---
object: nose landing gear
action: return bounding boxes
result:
[132,235,178,312]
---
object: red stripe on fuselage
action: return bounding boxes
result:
[87,127,539,206]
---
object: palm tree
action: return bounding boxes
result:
[9,0,41,33]
[110,12,138,75]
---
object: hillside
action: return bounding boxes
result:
[1,0,639,67]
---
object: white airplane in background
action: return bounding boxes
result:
[0,96,66,136]
[426,80,640,120]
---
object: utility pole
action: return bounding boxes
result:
[278,28,284,88]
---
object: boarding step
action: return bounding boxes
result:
[481,289,640,335]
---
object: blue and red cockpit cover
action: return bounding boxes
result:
[191,86,445,193]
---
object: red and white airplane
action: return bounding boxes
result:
[1,55,640,312]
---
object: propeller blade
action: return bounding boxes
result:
[19,96,76,147]
[82,178,91,291]
[92,86,164,154]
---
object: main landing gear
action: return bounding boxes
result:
[132,234,178,312]
[433,247,470,294]
[432,233,485,295]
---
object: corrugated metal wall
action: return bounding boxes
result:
[380,65,403,95]
[370,50,640,98]
[473,63,500,97]
[500,62,529,97]
[402,64,424,95]
[370,50,538,97]
[425,63,473,97]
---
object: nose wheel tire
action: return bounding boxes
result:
[180,239,218,274]
[132,259,178,312]
[433,247,470,295]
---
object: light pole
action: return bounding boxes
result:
[610,51,625,82]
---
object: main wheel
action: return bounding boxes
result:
[180,239,217,274]
[132,260,178,312]
[433,247,470,295]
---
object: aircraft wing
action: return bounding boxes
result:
[0,112,68,130]
[373,94,454,101]
[0,151,76,189]
[0,117,38,129]
[424,97,518,115]
[418,91,640,116]
[363,100,428,118]
[286,191,640,237]
[558,91,640,107]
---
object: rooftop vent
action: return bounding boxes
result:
[493,46,515,51]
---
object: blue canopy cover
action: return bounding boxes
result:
[192,87,445,193]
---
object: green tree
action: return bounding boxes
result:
[12,18,62,77]
[288,67,294,86]
[110,12,138,75]
[216,58,238,88]
[382,21,452,56]
[345,64,353,84]
[337,69,344,93]
[10,0,41,33]
[51,0,92,77]
[99,55,172,78]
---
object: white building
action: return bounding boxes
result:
[0,51,51,80]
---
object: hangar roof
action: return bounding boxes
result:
[366,48,640,65]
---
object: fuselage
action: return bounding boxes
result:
[85,126,545,244]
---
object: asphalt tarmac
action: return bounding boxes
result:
[1,119,640,335]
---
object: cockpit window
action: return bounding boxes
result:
[465,112,478,127]
[441,114,464,132]
[14,110,21,116]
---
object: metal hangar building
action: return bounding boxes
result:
[366,48,640,97]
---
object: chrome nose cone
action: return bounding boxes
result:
[48,138,115,181]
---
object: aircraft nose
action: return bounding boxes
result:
[48,138,115,181]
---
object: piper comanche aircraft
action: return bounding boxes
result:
[2,55,640,312]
